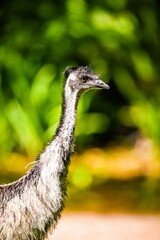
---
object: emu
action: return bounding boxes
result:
[0,66,109,240]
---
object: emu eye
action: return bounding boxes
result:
[81,76,89,83]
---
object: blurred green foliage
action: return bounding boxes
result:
[0,0,160,157]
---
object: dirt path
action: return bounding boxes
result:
[48,212,160,240]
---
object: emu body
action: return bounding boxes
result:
[0,66,109,240]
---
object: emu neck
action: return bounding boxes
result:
[56,88,79,148]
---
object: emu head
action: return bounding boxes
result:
[64,66,109,95]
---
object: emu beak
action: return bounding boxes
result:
[94,79,110,90]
